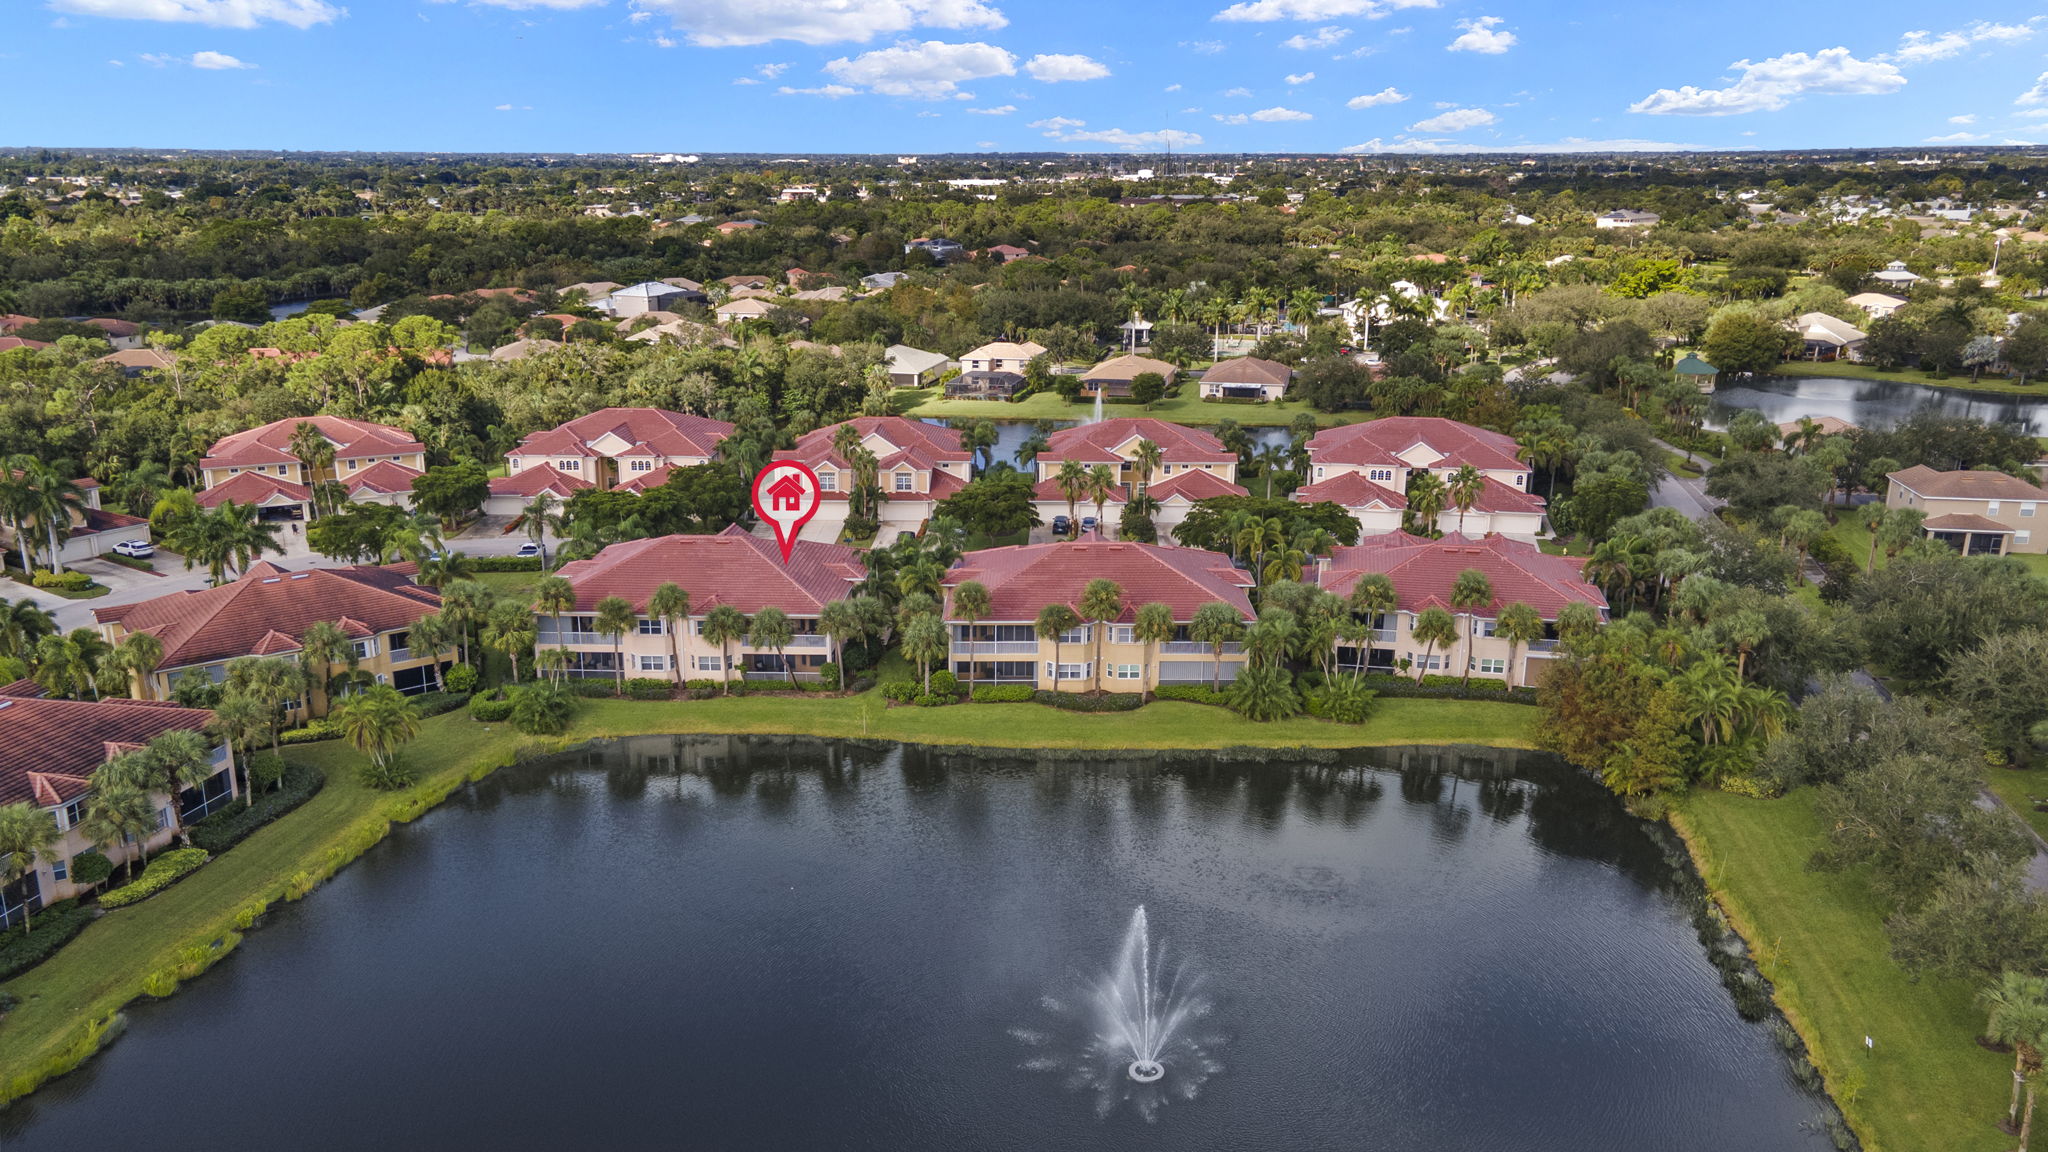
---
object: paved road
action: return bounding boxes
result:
[1648,439,1724,522]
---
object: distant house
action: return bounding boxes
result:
[862,272,909,291]
[885,344,950,388]
[904,237,966,263]
[772,417,973,543]
[1871,260,1923,289]
[1846,291,1909,320]
[1145,469,1249,543]
[1301,416,1544,541]
[716,220,765,235]
[1788,312,1867,362]
[97,347,177,378]
[1886,464,2047,555]
[561,281,622,303]
[714,297,777,325]
[490,338,560,362]
[83,317,143,350]
[0,336,51,353]
[960,340,1047,375]
[1199,357,1294,401]
[489,407,735,515]
[603,282,690,318]
[659,277,709,302]
[0,695,231,925]
[1033,420,1238,528]
[0,472,149,565]
[1080,354,1178,400]
[719,274,772,291]
[1672,352,1719,393]
[1594,209,1660,229]
[198,416,427,523]
[983,244,1031,262]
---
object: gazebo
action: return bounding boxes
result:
[1673,352,1719,393]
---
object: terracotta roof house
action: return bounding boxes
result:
[0,694,233,922]
[1302,417,1543,541]
[1079,353,1179,399]
[0,336,51,353]
[542,526,863,683]
[940,537,1256,691]
[983,244,1031,262]
[1036,418,1238,487]
[83,317,144,349]
[772,417,973,543]
[0,314,34,334]
[1846,292,1909,320]
[719,274,773,290]
[94,561,449,710]
[1199,357,1294,401]
[1313,532,1607,683]
[1886,464,2048,555]
[561,280,622,301]
[959,340,1047,375]
[714,297,778,325]
[199,416,427,522]
[716,220,765,235]
[1146,469,1250,543]
[489,407,735,515]
[0,470,150,566]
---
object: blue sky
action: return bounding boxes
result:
[7,0,2048,153]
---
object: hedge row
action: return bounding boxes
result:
[1034,690,1145,712]
[468,556,543,572]
[100,848,209,910]
[969,684,1035,703]
[189,762,325,855]
[1153,684,1229,707]
[0,901,97,982]
[1355,674,1538,704]
[278,719,341,745]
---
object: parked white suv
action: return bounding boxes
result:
[112,539,155,559]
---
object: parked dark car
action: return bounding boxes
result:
[1051,515,1071,536]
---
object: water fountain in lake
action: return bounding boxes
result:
[1013,906,1222,1121]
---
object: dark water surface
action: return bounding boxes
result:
[2,738,1828,1151]
[1711,374,2048,433]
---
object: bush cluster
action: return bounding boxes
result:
[29,569,93,591]
[1034,690,1145,712]
[442,664,480,694]
[278,719,342,745]
[469,690,515,722]
[0,900,96,981]
[1357,674,1538,704]
[881,680,920,703]
[100,848,209,909]
[467,556,543,572]
[410,690,470,718]
[1153,684,1228,706]
[970,684,1035,703]
[622,677,674,700]
[928,670,959,698]
[189,762,325,854]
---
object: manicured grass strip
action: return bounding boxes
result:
[0,692,1534,1101]
[1980,764,2048,847]
[1778,360,2046,396]
[1674,791,2010,1152]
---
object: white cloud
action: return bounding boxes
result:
[1024,53,1109,82]
[1284,71,1314,84]
[1346,86,1407,108]
[1181,39,1225,54]
[965,104,1015,114]
[49,0,340,28]
[106,58,124,65]
[1948,113,1977,124]
[2003,138,2040,145]
[2021,107,2048,119]
[1223,86,1252,97]
[1031,117,1203,149]
[630,0,1006,48]
[1028,115,1085,131]
[732,76,760,84]
[1214,105,1312,123]
[1924,131,1984,142]
[779,83,861,98]
[190,48,252,68]
[1409,106,1494,132]
[1890,20,2037,66]
[1280,25,1347,50]
[1214,0,1436,22]
[1164,83,1182,91]
[455,0,606,8]
[628,9,649,20]
[136,51,174,65]
[1341,135,1693,154]
[492,103,532,111]
[1447,15,1513,54]
[1630,47,1905,116]
[823,39,1015,98]
[2021,72,2048,107]
[758,61,789,78]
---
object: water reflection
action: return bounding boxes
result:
[1711,374,2048,433]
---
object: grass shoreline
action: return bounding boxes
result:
[1767,361,2046,397]
[0,694,1537,1105]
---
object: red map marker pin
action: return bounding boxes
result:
[751,461,822,563]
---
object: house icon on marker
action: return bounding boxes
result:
[766,472,808,512]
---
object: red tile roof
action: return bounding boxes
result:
[0,696,214,807]
[84,317,142,338]
[553,525,863,614]
[1042,418,1234,466]
[615,464,677,493]
[510,407,734,463]
[202,416,423,472]
[1146,470,1247,502]
[1315,533,1606,619]
[1293,471,1408,508]
[0,336,51,352]
[781,417,970,467]
[1032,476,1127,504]
[194,471,312,509]
[943,538,1255,623]
[488,463,592,499]
[344,459,424,496]
[94,562,440,671]
[1307,416,1525,472]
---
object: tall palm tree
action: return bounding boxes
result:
[438,580,492,668]
[19,462,88,573]
[226,656,305,757]
[82,780,157,882]
[1086,464,1117,535]
[960,419,999,473]
[1130,439,1163,494]
[1410,606,1457,683]
[1406,471,1449,535]
[533,575,577,681]
[901,613,948,694]
[749,607,798,686]
[593,596,636,695]
[0,460,40,574]
[647,583,690,687]
[0,803,58,933]
[1449,569,1494,691]
[1189,601,1245,692]
[331,684,422,774]
[1495,602,1545,689]
[1055,459,1089,535]
[1983,973,2048,1146]
[1133,602,1175,695]
[1035,603,1081,693]
[701,605,748,694]
[299,619,351,714]
[1252,443,1291,499]
[481,602,535,687]
[1446,465,1485,536]
[0,597,56,663]
[521,492,563,571]
[107,631,165,700]
[1347,573,1398,679]
[210,690,271,807]
[289,422,338,514]
[1080,578,1125,691]
[947,582,991,692]
[134,729,218,846]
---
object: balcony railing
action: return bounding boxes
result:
[952,640,1041,655]
[1526,639,1561,653]
[1160,641,1243,656]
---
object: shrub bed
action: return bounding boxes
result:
[189,762,325,855]
[1153,684,1229,707]
[0,901,96,982]
[278,719,342,745]
[969,684,1035,703]
[469,556,543,572]
[410,691,470,718]
[1357,674,1538,704]
[29,569,93,592]
[468,691,515,722]
[100,553,156,572]
[100,848,209,910]
[623,677,675,700]
[1033,690,1145,712]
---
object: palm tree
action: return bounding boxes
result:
[902,613,948,693]
[1411,606,1457,683]
[1446,464,1485,536]
[593,596,636,695]
[32,634,93,700]
[1035,603,1081,693]
[0,461,40,574]
[1014,424,1052,470]
[701,604,748,694]
[108,631,165,700]
[1133,602,1176,695]
[331,684,422,774]
[647,583,690,687]
[288,421,337,511]
[947,581,991,692]
[1055,458,1089,535]
[1449,569,1494,691]
[0,803,58,933]
[1189,601,1246,692]
[1983,973,2048,1145]
[299,619,350,713]
[19,462,88,573]
[0,597,56,663]
[1086,464,1117,534]
[1131,439,1163,494]
[210,690,271,807]
[1673,656,1744,747]
[135,729,218,846]
[817,598,862,687]
[82,780,157,882]
[415,551,477,589]
[521,492,563,571]
[1406,471,1449,535]
[1495,602,1545,689]
[747,607,796,686]
[533,575,577,681]
[481,602,535,687]
[225,656,305,757]
[1234,516,1284,576]
[1080,578,1125,690]
[1252,443,1291,499]
[1347,573,1398,678]
[960,419,999,473]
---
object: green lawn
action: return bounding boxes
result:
[1782,359,2045,396]
[471,570,542,597]
[1675,791,2010,1152]
[1826,518,2048,587]
[1981,764,2048,845]
[893,387,1372,428]
[0,690,1535,1100]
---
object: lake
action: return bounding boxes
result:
[0,737,1831,1151]
[1712,374,2048,434]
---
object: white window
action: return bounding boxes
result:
[346,459,358,471]
[62,799,85,830]
[694,655,723,672]
[1411,653,1443,670]
[638,654,670,672]
[50,857,67,882]
[2019,531,2033,546]
[630,459,652,472]
[350,638,377,660]
[557,460,579,471]
[636,619,664,635]
[2024,503,2037,518]
[1108,625,1136,644]
[1472,657,1507,675]
[1058,625,1091,644]
[1369,468,1394,483]
[1473,619,1498,637]
[1314,467,1325,479]
[894,472,914,492]
[157,806,173,830]
[819,471,838,492]
[1046,661,1092,680]
[1113,664,1142,680]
